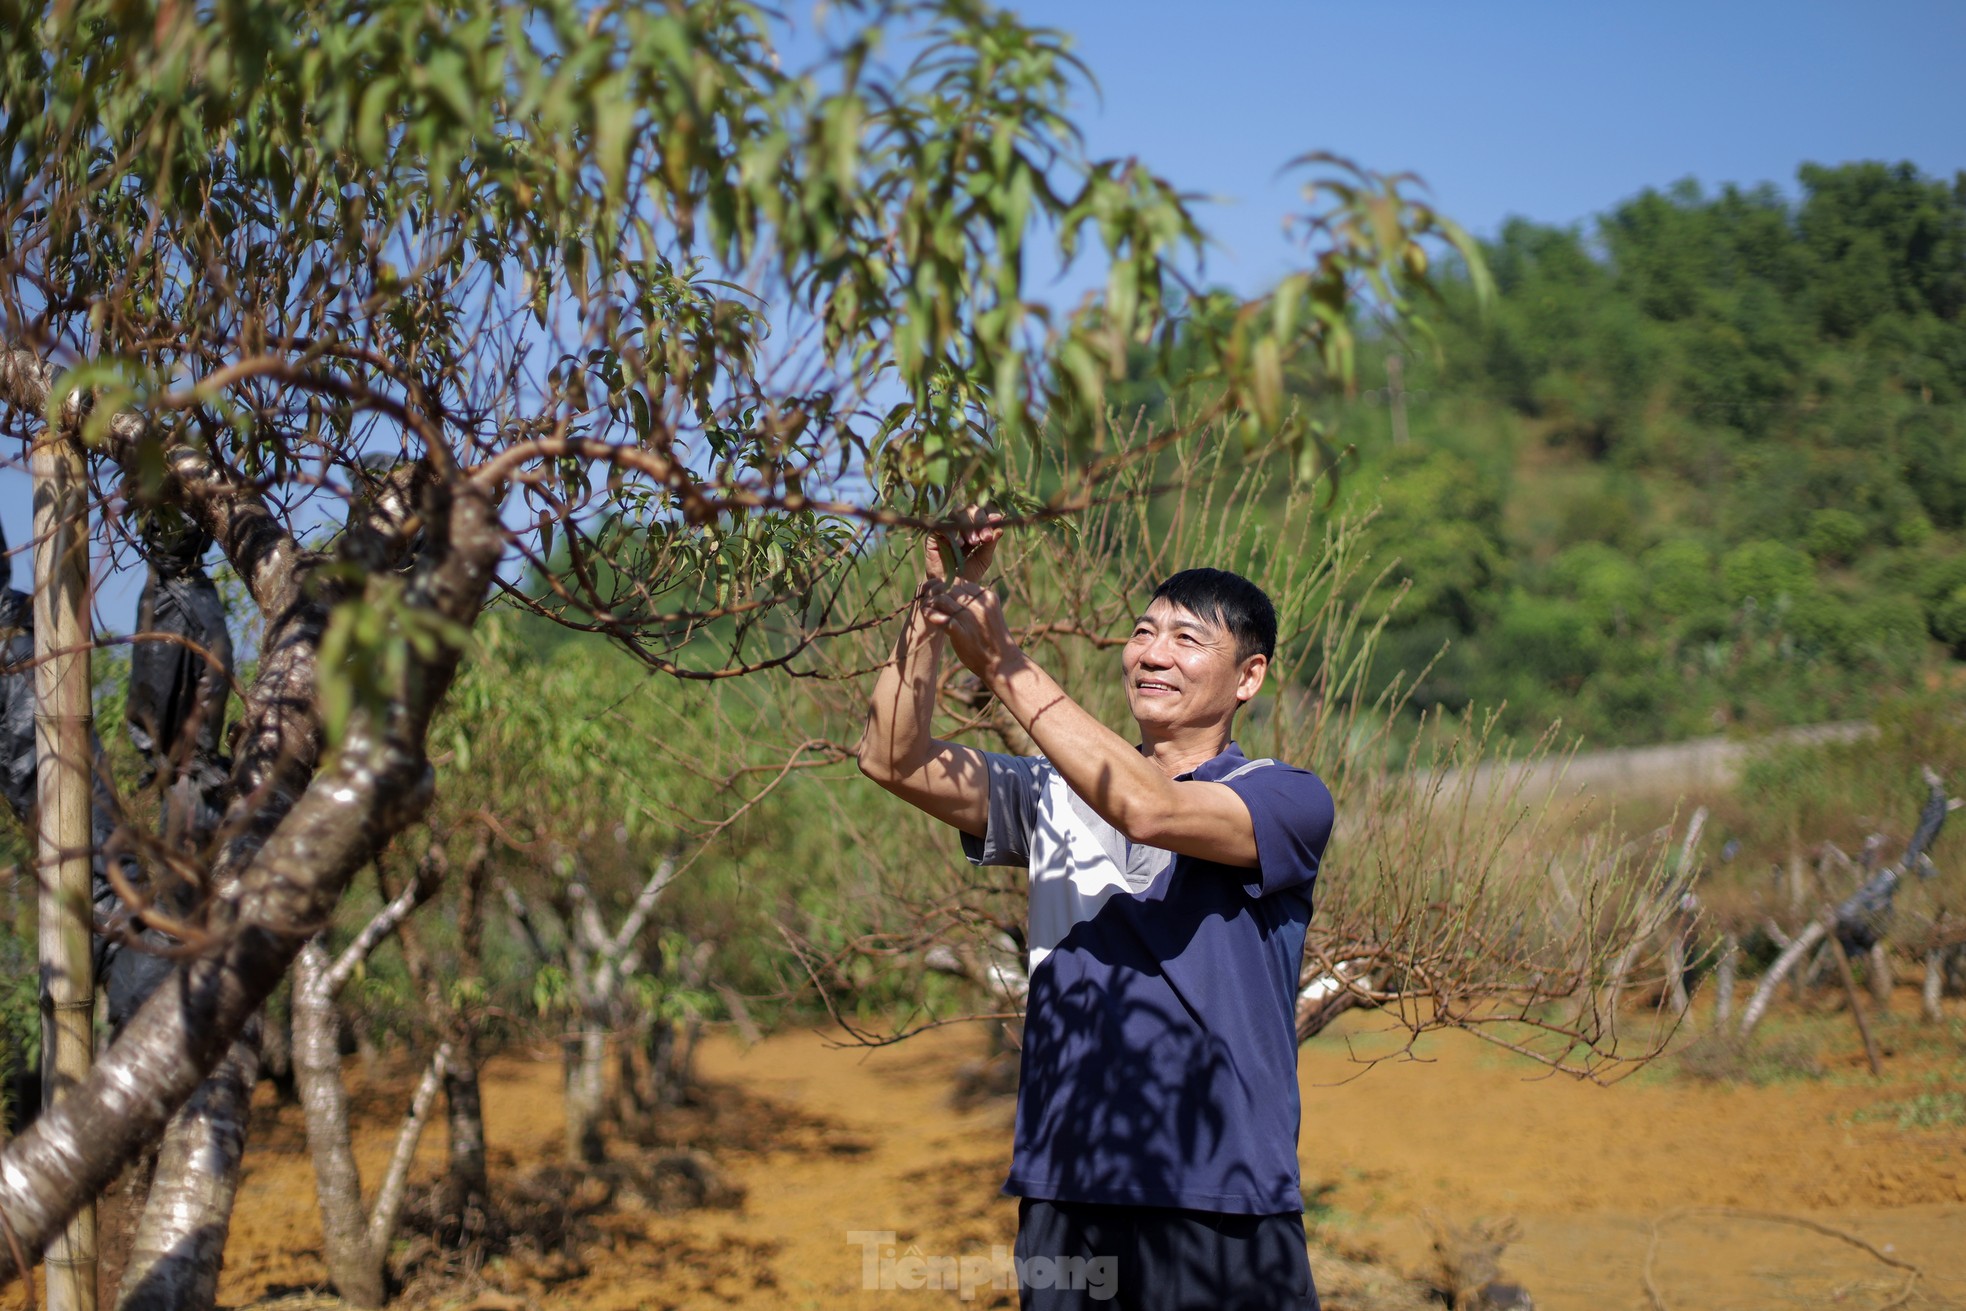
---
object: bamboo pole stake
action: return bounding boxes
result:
[31,424,97,1311]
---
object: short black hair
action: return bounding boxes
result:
[1150,568,1276,663]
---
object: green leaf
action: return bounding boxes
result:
[1251,336,1283,429]
[592,72,634,202]
[355,75,396,161]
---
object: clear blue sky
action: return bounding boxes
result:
[1022,0,1966,296]
[8,0,1963,617]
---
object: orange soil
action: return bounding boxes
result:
[9,1006,1966,1311]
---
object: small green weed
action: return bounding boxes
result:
[1302,1180,1343,1227]
[1849,1091,1966,1131]
[1671,1030,1825,1085]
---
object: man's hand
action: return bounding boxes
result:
[924,506,1003,586]
[923,579,1020,682]
[857,507,1005,839]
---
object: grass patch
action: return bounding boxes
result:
[1302,1180,1344,1227]
[1849,1090,1966,1130]
[1670,1030,1825,1086]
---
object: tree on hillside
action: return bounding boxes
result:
[0,0,1472,1298]
[1222,160,1966,747]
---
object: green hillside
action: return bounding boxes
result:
[1274,160,1966,746]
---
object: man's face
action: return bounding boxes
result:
[1121,597,1267,735]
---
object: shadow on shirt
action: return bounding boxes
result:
[1010,876,1307,1213]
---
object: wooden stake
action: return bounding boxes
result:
[31,424,96,1311]
[1823,925,1883,1079]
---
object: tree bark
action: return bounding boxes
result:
[391,843,491,1221]
[290,856,444,1308]
[293,940,383,1308]
[1713,935,1739,1028]
[0,351,342,1292]
[441,1062,487,1209]
[445,852,489,1203]
[114,1027,260,1311]
[525,859,678,1166]
[1664,931,1691,1020]
[1738,920,1828,1038]
[1867,943,1893,1009]
[292,932,452,1309]
[113,515,250,1311]
[367,1052,446,1257]
[563,1025,609,1167]
[1295,958,1377,1044]
[617,1030,652,1124]
[1598,936,1648,1029]
[0,445,503,1286]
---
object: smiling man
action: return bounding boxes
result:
[858,518,1333,1311]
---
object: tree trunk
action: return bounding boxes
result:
[1739,920,1827,1038]
[364,1050,447,1272]
[390,843,490,1223]
[287,858,444,1310]
[1598,936,1647,1029]
[291,934,451,1309]
[1868,943,1893,1009]
[646,1016,703,1110]
[445,851,490,1208]
[671,1017,703,1104]
[1296,960,1375,1043]
[617,1029,652,1124]
[1801,940,1833,992]
[1664,930,1691,1020]
[0,364,504,1287]
[1296,986,1364,1043]
[1924,949,1945,1023]
[564,1022,609,1166]
[1713,935,1739,1028]
[442,1061,487,1203]
[115,1027,260,1311]
[293,941,385,1309]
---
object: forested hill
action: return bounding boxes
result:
[1244,160,1965,747]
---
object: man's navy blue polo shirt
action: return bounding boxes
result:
[962,741,1335,1215]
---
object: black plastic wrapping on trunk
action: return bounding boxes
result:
[0,516,234,1029]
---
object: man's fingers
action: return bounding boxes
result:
[947,506,1004,555]
[923,585,988,624]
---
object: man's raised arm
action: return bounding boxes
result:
[923,579,1267,867]
[855,513,1002,838]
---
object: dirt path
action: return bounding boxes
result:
[684,1017,1966,1311]
[1290,1014,1966,1310]
[1434,719,1876,803]
[216,1029,1027,1311]
[11,1010,1963,1311]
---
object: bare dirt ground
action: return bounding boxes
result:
[10,1002,1965,1311]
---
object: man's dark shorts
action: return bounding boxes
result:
[1015,1199,1320,1311]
